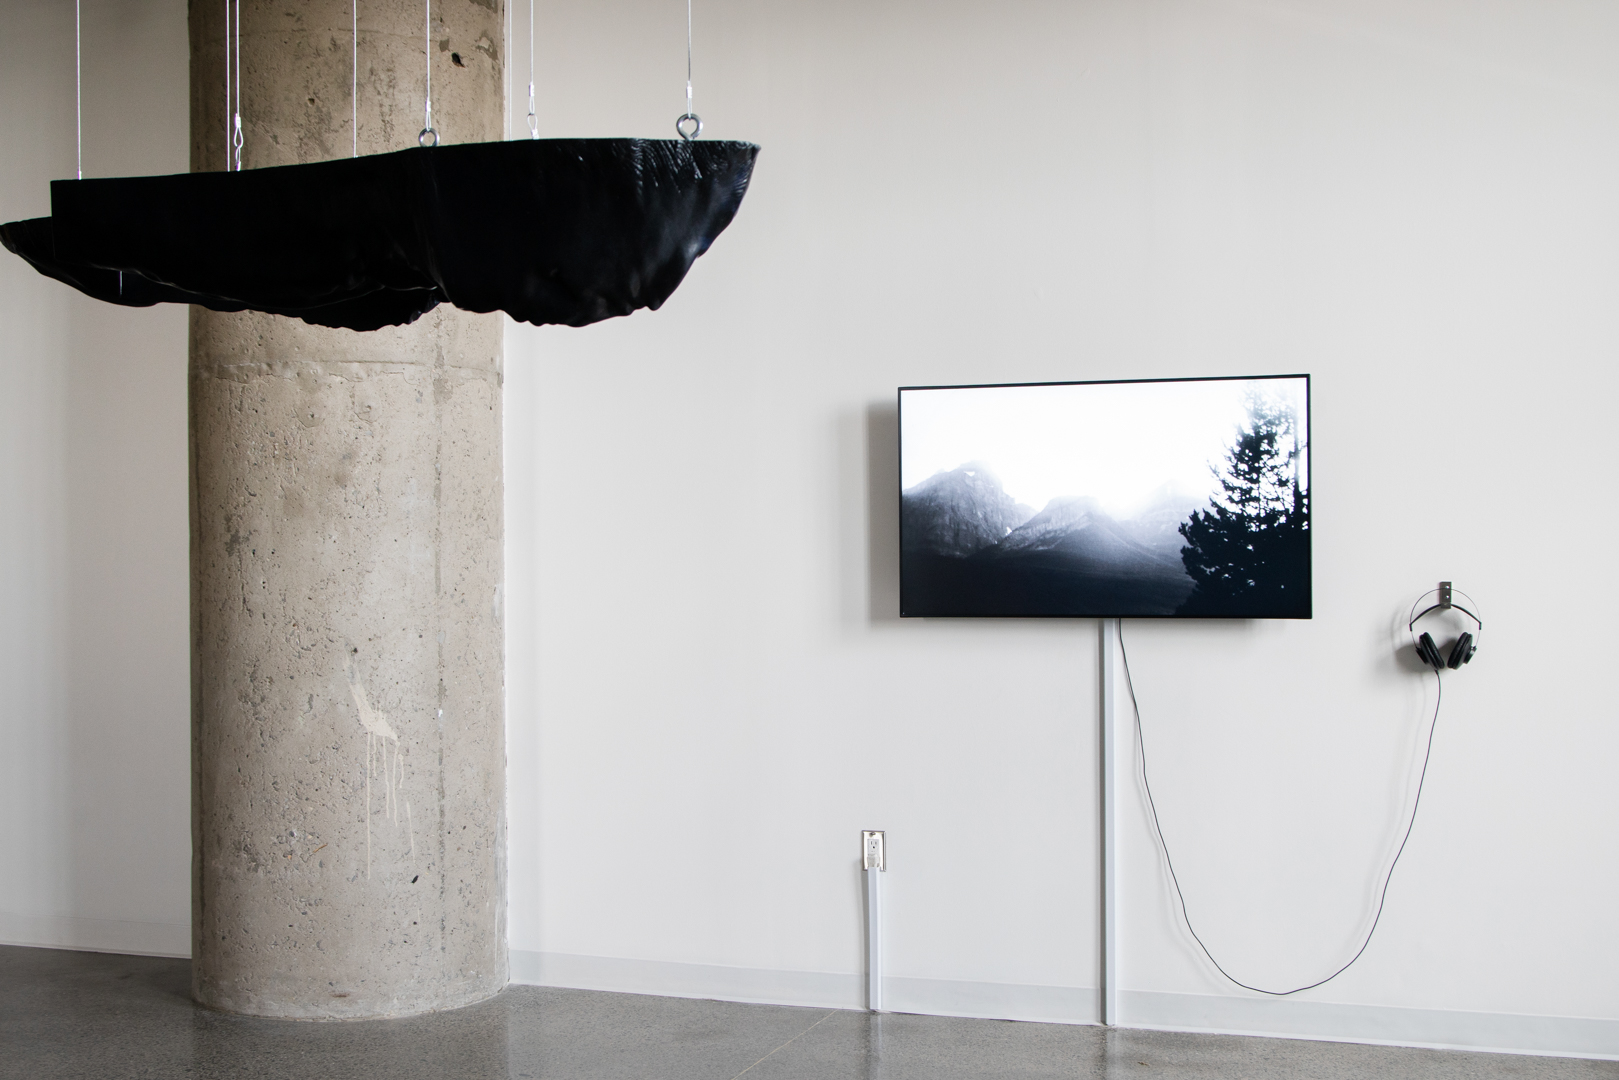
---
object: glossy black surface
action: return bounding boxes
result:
[0,139,758,331]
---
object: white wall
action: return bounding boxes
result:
[502,0,1619,1058]
[3,0,1616,1060]
[0,0,191,956]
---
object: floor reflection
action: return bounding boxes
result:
[4,948,1611,1080]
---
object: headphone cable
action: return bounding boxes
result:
[1119,623,1443,996]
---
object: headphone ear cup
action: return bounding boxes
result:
[1448,631,1475,668]
[1416,632,1443,670]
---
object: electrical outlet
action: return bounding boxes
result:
[862,830,885,871]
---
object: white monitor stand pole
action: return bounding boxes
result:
[1100,618,1121,1026]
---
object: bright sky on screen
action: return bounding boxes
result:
[900,377,1308,517]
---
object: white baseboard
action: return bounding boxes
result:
[509,951,1618,1060]
[1121,989,1619,1061]
[510,950,862,1010]
[883,974,1098,1024]
[0,911,190,958]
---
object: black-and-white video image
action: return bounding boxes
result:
[899,375,1310,618]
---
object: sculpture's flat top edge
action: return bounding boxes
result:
[42,138,762,189]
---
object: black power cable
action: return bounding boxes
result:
[1118,623,1444,996]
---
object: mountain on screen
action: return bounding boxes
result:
[900,466,1199,617]
[900,464,1035,557]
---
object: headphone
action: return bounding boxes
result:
[1407,582,1481,671]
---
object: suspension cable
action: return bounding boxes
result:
[352,0,358,156]
[675,0,700,140]
[526,0,537,138]
[222,0,229,169]
[502,0,511,137]
[419,0,436,145]
[75,0,82,179]
[232,0,243,170]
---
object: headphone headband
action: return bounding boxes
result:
[1407,599,1482,634]
[1407,584,1483,635]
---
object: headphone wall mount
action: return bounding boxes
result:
[1408,581,1480,671]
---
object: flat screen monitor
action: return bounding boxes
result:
[899,375,1310,619]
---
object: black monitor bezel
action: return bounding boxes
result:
[896,373,1312,620]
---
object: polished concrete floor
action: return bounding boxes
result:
[2,946,1614,1080]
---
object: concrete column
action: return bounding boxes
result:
[187,0,506,1019]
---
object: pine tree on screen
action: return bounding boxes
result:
[1176,394,1309,617]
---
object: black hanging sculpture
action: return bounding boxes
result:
[6,0,757,331]
[1,138,759,332]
